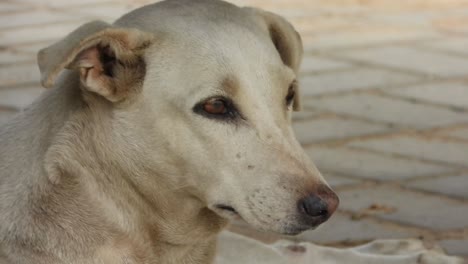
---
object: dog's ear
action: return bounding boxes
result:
[247,8,303,111]
[37,20,153,102]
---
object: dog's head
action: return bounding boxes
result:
[38,0,338,235]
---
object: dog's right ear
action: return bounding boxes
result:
[38,20,153,102]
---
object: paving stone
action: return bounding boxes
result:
[300,56,352,73]
[338,185,468,230]
[407,174,468,200]
[434,15,468,35]
[291,109,322,121]
[336,46,468,77]
[0,64,40,88]
[12,42,51,54]
[0,87,43,110]
[302,27,440,52]
[286,14,352,36]
[423,37,468,56]
[299,68,420,96]
[441,127,468,140]
[306,146,453,181]
[72,5,131,20]
[305,94,468,128]
[0,11,76,29]
[297,212,419,243]
[0,110,17,126]
[349,135,468,167]
[289,16,359,36]
[0,2,30,13]
[292,116,389,144]
[385,82,468,109]
[0,23,80,46]
[0,50,33,65]
[320,172,361,188]
[13,0,112,7]
[270,9,321,19]
[366,12,435,27]
[439,239,468,257]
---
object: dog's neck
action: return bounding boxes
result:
[39,74,227,262]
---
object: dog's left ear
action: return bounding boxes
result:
[38,20,153,102]
[247,8,304,111]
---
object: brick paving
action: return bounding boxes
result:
[0,0,467,259]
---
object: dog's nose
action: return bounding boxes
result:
[298,195,328,217]
[297,186,339,224]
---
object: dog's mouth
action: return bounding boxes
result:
[213,204,315,235]
[215,204,238,214]
[213,204,244,221]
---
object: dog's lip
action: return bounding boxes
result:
[215,204,238,214]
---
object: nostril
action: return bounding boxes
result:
[298,195,328,217]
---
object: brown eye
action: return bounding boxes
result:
[194,96,242,121]
[203,98,227,115]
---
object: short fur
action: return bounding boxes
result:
[0,0,338,263]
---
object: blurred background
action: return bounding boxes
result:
[0,0,467,260]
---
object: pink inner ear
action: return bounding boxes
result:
[74,46,113,98]
[75,47,103,70]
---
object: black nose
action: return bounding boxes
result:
[297,195,328,218]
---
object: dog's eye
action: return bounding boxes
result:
[286,81,296,107]
[193,96,242,121]
[203,98,227,115]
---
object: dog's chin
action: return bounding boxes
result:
[247,222,314,236]
[242,216,321,236]
[279,225,315,236]
[210,205,319,236]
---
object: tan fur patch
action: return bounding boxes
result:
[221,76,240,97]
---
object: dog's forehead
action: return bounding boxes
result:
[144,24,293,96]
[122,0,296,104]
[115,0,263,37]
[115,0,284,64]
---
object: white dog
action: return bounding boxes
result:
[0,0,462,263]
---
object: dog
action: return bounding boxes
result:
[1,1,463,264]
[0,0,340,263]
